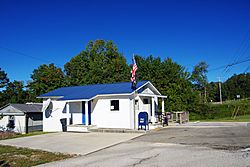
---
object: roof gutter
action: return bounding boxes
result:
[37,96,64,99]
[63,93,132,102]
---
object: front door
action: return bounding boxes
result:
[142,98,151,122]
[88,101,91,125]
[82,101,91,125]
[82,101,86,124]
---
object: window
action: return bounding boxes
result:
[135,100,139,110]
[9,115,15,121]
[110,100,119,111]
[7,116,15,130]
[143,99,149,104]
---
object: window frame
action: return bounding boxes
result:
[110,100,119,111]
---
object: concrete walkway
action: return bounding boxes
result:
[0,132,143,155]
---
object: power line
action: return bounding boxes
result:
[229,30,250,67]
[209,58,250,72]
[226,43,250,73]
[224,30,250,74]
[0,46,61,66]
[225,58,250,69]
[244,66,250,73]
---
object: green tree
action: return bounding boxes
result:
[223,73,250,100]
[191,61,209,103]
[64,40,130,85]
[136,55,198,112]
[0,81,28,107]
[27,63,65,100]
[207,82,220,102]
[0,67,9,88]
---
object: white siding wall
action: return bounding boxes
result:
[129,98,134,129]
[0,115,25,133]
[134,97,141,129]
[91,96,132,129]
[14,116,26,133]
[43,100,67,132]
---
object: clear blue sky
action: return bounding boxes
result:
[1,0,250,84]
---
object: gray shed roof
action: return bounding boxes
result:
[0,103,42,116]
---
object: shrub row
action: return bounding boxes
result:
[189,99,250,120]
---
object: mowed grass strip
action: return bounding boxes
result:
[0,131,50,140]
[200,114,250,122]
[0,145,74,167]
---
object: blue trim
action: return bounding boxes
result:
[88,101,91,125]
[82,101,85,124]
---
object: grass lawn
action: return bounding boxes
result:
[198,114,250,122]
[0,131,50,140]
[0,145,73,167]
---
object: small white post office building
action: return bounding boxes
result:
[38,81,167,132]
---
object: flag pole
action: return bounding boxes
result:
[131,53,138,129]
[132,54,136,129]
[133,90,136,129]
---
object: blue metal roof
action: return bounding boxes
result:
[38,81,149,100]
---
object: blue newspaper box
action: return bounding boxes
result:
[138,112,149,130]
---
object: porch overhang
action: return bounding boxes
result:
[137,93,167,98]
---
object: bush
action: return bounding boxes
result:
[189,104,215,120]
[189,99,250,120]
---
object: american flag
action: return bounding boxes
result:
[131,55,138,90]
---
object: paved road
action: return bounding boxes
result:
[40,126,250,167]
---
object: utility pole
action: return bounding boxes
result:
[217,77,223,104]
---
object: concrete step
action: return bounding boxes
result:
[67,124,97,133]
[67,126,88,133]
[88,128,146,134]
[149,123,163,130]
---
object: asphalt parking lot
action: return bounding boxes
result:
[1,125,250,166]
[39,126,250,167]
[134,126,250,150]
[41,126,250,167]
